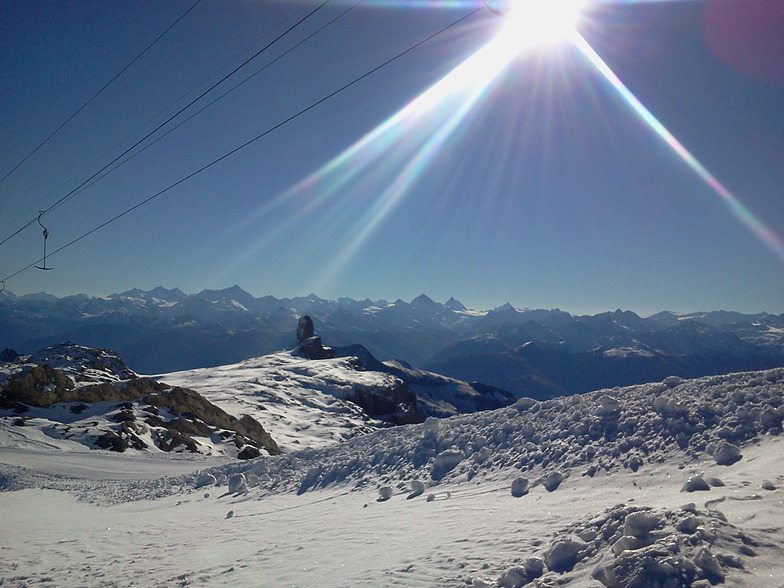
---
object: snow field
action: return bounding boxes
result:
[1,368,783,587]
[1,436,782,587]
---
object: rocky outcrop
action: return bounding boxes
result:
[296,315,315,343]
[146,386,279,455]
[1,346,280,457]
[296,336,333,360]
[294,323,423,423]
[3,369,159,407]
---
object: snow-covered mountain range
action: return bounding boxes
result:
[2,286,783,398]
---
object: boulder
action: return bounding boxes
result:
[682,474,712,492]
[711,442,742,466]
[543,471,565,492]
[511,477,530,497]
[237,445,261,460]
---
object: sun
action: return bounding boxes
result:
[490,0,586,52]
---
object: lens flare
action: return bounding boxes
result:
[494,0,586,51]
[206,21,527,288]
[573,33,784,263]
[206,1,784,290]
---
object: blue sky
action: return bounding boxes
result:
[1,0,782,315]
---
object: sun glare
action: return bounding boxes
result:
[492,0,586,52]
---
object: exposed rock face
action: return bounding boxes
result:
[296,336,332,360]
[1,364,77,407]
[0,345,280,457]
[294,332,423,423]
[296,315,315,343]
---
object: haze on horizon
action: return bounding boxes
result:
[1,0,782,316]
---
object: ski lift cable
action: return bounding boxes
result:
[0,7,482,286]
[42,0,331,219]
[0,1,310,240]
[0,0,205,187]
[27,0,368,224]
[0,0,331,250]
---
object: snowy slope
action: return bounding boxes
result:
[155,349,516,452]
[155,352,398,451]
[1,368,783,587]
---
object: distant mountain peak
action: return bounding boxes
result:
[445,297,467,311]
[147,286,186,301]
[19,291,61,302]
[113,288,146,299]
[195,285,253,301]
[410,294,437,308]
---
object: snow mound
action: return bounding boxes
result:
[186,368,783,498]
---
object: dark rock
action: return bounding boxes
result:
[511,477,529,497]
[167,417,213,437]
[69,403,88,414]
[112,410,136,423]
[146,386,279,455]
[234,415,279,455]
[237,445,261,460]
[155,428,198,452]
[95,431,128,452]
[344,381,421,425]
[2,364,77,406]
[543,471,565,492]
[712,442,742,466]
[296,315,315,343]
[296,336,333,360]
[682,474,712,492]
[119,422,148,449]
[0,348,20,362]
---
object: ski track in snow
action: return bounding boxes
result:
[1,368,784,587]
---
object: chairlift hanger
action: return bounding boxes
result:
[35,212,54,271]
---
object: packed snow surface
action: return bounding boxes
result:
[2,369,784,587]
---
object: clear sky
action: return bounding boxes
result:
[1,0,782,316]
